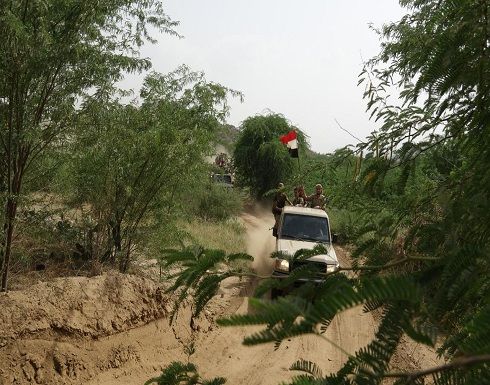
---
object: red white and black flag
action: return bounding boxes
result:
[279,130,299,158]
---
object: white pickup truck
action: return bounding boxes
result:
[272,206,339,285]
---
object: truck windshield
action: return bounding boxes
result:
[280,214,330,243]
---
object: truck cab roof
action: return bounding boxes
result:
[282,205,329,218]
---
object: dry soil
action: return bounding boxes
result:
[0,205,440,385]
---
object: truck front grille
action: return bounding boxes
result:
[290,260,326,274]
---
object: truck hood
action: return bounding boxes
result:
[277,239,338,265]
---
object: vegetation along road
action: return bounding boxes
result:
[1,0,489,384]
[0,205,437,384]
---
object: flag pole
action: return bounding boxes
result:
[293,129,300,172]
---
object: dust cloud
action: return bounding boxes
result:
[241,202,276,276]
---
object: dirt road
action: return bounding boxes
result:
[88,206,378,385]
[229,208,440,384]
[190,206,377,385]
[0,206,438,385]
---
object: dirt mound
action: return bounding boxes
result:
[0,207,441,385]
[0,272,170,384]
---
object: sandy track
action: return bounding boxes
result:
[86,206,379,385]
[0,206,438,385]
[188,205,376,384]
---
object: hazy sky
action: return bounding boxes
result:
[123,1,405,154]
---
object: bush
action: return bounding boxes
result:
[328,208,363,244]
[197,184,243,221]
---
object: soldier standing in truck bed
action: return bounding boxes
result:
[302,183,328,210]
[272,183,291,237]
[292,186,306,206]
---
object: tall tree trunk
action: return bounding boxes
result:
[1,198,17,292]
[119,239,132,273]
[112,221,122,254]
[1,83,25,291]
[1,167,23,292]
[110,219,122,266]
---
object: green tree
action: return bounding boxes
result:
[155,0,490,383]
[233,113,306,197]
[358,0,490,334]
[70,66,241,272]
[0,0,178,291]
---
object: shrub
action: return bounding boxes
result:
[328,208,364,244]
[197,184,243,221]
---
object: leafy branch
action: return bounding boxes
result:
[383,354,490,383]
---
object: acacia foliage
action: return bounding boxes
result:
[323,0,490,381]
[281,0,490,379]
[69,66,241,272]
[356,0,490,336]
[157,0,490,383]
[0,0,177,290]
[233,113,307,197]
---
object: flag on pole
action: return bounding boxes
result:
[279,130,299,158]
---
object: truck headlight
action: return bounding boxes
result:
[275,259,290,273]
[326,264,338,273]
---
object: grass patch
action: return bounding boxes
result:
[180,217,246,255]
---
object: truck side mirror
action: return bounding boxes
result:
[332,233,338,244]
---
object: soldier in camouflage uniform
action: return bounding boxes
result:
[292,186,306,206]
[302,183,328,210]
[272,183,291,237]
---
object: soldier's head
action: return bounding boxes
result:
[293,187,298,197]
[315,184,323,195]
[278,182,284,190]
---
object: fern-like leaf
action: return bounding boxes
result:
[160,245,254,321]
[145,361,226,385]
[290,359,323,379]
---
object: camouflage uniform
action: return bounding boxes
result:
[292,196,305,206]
[303,183,328,210]
[272,191,289,237]
[305,193,327,210]
[272,193,288,218]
